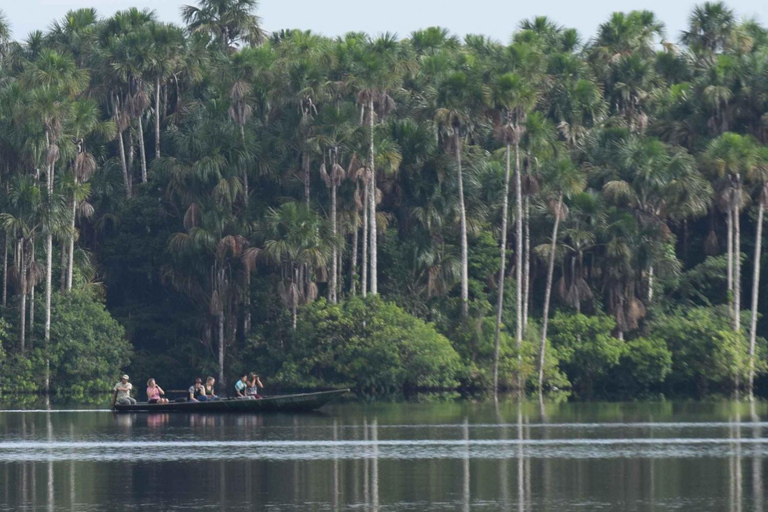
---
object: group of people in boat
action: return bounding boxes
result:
[112,372,265,405]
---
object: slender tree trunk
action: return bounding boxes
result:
[29,266,35,348]
[67,189,76,291]
[218,312,225,386]
[2,230,8,307]
[514,140,523,351]
[748,195,765,400]
[155,76,162,159]
[45,143,54,395]
[240,125,249,205]
[362,179,368,298]
[455,131,469,317]
[303,151,310,208]
[734,191,741,333]
[138,114,148,183]
[351,206,359,296]
[118,130,131,198]
[331,183,338,304]
[369,99,377,296]
[647,265,654,303]
[59,244,66,292]
[538,193,563,396]
[523,196,531,332]
[19,241,26,354]
[493,142,512,397]
[728,207,734,300]
[244,271,251,337]
[127,130,135,177]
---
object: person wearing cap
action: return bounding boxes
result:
[188,377,206,402]
[113,375,136,405]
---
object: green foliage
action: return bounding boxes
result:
[275,297,462,394]
[647,307,747,394]
[549,312,624,396]
[48,290,132,397]
[622,336,673,390]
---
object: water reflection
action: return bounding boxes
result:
[0,401,766,510]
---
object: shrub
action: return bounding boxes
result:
[276,297,462,394]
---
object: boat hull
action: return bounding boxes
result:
[113,389,349,413]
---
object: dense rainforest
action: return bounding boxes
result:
[0,0,766,400]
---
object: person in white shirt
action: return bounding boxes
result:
[113,375,136,405]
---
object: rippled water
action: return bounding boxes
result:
[0,400,766,510]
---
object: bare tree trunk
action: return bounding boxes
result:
[514,141,523,353]
[748,195,764,400]
[45,149,54,395]
[647,265,654,303]
[138,114,148,183]
[118,130,131,198]
[66,191,76,291]
[59,242,67,292]
[218,313,225,386]
[240,125,249,205]
[29,269,35,348]
[362,179,368,298]
[538,194,563,396]
[127,130,135,177]
[19,240,26,353]
[155,76,162,159]
[303,152,310,208]
[493,143,512,397]
[244,271,251,337]
[331,183,338,304]
[523,196,531,332]
[2,230,8,307]
[369,99,377,296]
[728,207,734,302]
[351,207,359,296]
[734,192,741,332]
[455,131,469,317]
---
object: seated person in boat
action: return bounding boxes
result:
[113,375,136,405]
[246,372,264,399]
[204,376,220,400]
[188,377,206,402]
[146,378,169,404]
[235,374,250,398]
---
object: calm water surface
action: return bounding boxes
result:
[0,399,766,510]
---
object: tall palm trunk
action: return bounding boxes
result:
[138,114,148,183]
[303,152,310,208]
[44,135,54,395]
[728,207,734,300]
[218,312,225,385]
[493,142,512,396]
[362,178,368,298]
[455,130,469,317]
[19,240,26,353]
[118,130,131,198]
[369,99,377,296]
[331,179,338,304]
[538,193,563,395]
[155,76,162,159]
[523,196,531,332]
[67,189,76,291]
[2,230,8,306]
[647,265,654,303]
[351,207,359,296]
[748,191,765,400]
[734,186,741,333]
[514,140,523,352]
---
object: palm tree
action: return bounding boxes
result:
[182,0,265,51]
[705,133,758,332]
[488,71,535,395]
[537,156,585,395]
[259,202,332,329]
[681,2,735,56]
[746,148,768,399]
[434,65,483,317]
[147,22,185,160]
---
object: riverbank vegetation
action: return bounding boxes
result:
[0,1,767,400]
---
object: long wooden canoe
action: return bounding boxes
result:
[113,389,349,413]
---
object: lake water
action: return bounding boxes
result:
[0,399,766,510]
